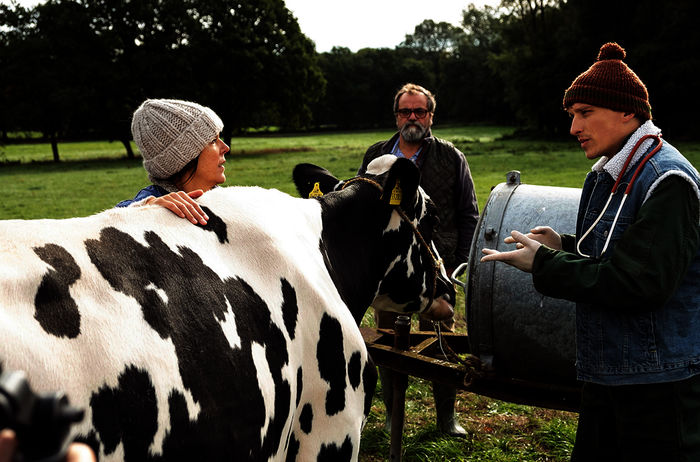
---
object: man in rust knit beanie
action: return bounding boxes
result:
[563,42,651,120]
[482,42,700,460]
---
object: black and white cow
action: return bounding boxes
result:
[0,154,454,461]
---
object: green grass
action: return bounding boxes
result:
[0,140,138,163]
[358,281,577,461]
[6,127,694,220]
[359,377,577,461]
[2,126,699,461]
[0,125,515,219]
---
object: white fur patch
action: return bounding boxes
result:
[145,282,168,305]
[219,299,241,350]
[251,342,274,439]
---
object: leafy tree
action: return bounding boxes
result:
[1,1,108,161]
[443,4,510,124]
[486,0,575,133]
[400,19,466,54]
[398,20,468,124]
[483,0,700,136]
[175,0,324,142]
[557,0,700,138]
[0,3,25,143]
[1,0,323,152]
[85,0,194,157]
[313,47,435,129]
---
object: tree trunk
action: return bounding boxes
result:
[50,134,60,162]
[122,138,135,159]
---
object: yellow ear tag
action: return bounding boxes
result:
[389,179,402,205]
[308,182,324,198]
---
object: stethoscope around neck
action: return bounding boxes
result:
[576,134,663,258]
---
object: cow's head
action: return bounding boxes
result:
[293,155,455,323]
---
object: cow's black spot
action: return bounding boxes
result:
[33,244,81,338]
[362,359,378,418]
[159,390,208,460]
[281,278,298,340]
[348,352,362,390]
[286,433,300,462]
[316,314,346,416]
[90,365,158,458]
[196,207,228,243]
[316,435,353,462]
[296,367,303,407]
[300,403,313,434]
[85,226,292,460]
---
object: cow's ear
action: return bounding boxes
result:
[382,157,420,208]
[293,163,340,199]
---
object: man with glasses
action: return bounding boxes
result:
[357,83,479,437]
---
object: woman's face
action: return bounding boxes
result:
[181,135,230,192]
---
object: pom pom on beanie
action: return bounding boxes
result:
[597,42,626,61]
[131,99,224,181]
[563,42,651,120]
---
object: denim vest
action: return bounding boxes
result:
[575,139,700,385]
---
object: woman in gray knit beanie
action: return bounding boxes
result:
[116,99,230,225]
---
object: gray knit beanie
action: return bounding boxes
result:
[131,99,224,181]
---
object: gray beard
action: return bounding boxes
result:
[400,122,428,143]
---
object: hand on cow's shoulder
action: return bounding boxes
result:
[146,190,209,225]
[0,429,96,462]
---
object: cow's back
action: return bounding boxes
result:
[0,186,372,461]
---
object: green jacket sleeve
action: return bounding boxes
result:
[560,233,576,253]
[532,176,700,310]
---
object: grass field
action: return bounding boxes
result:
[2,126,699,461]
[0,126,514,218]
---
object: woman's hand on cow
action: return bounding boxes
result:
[146,190,209,225]
[0,429,96,462]
[63,442,97,462]
[504,226,562,250]
[0,429,17,462]
[480,230,541,273]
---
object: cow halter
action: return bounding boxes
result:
[340,177,444,305]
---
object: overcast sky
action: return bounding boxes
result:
[3,0,500,52]
[283,0,500,52]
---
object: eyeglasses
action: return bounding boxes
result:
[395,108,430,119]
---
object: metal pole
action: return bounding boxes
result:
[389,316,411,462]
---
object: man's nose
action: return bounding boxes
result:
[569,117,581,135]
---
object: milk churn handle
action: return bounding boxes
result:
[451,262,468,289]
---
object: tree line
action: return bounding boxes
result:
[1,0,698,160]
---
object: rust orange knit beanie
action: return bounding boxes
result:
[563,42,651,120]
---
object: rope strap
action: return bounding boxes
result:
[340,176,383,192]
[433,321,485,387]
[341,175,442,308]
